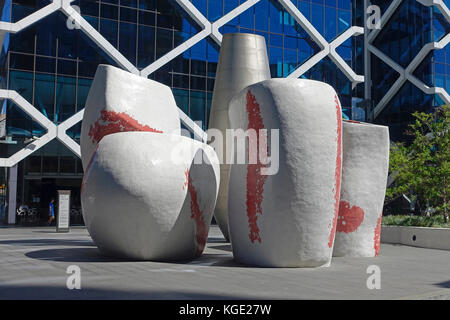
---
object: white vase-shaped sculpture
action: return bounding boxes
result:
[333,121,390,257]
[80,64,181,170]
[228,79,343,267]
[81,132,220,261]
[209,33,271,241]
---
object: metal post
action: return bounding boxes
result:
[7,164,17,225]
[364,0,372,122]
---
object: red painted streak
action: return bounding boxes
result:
[328,95,342,248]
[374,212,383,256]
[245,90,267,244]
[88,110,163,144]
[344,120,361,124]
[184,169,208,256]
[337,201,365,233]
[80,144,100,195]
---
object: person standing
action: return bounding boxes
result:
[48,198,55,225]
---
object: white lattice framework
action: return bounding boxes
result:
[367,0,450,118]
[0,0,364,167]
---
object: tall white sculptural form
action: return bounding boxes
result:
[333,120,390,257]
[228,79,343,267]
[80,64,181,170]
[81,132,220,261]
[80,65,220,261]
[209,33,271,241]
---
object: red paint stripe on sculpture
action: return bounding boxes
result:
[80,144,100,195]
[185,169,208,256]
[246,90,267,244]
[374,212,382,256]
[337,201,364,233]
[328,95,342,248]
[88,110,163,144]
[344,120,361,124]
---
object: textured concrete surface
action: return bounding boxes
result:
[228,79,342,267]
[0,225,449,300]
[81,132,220,261]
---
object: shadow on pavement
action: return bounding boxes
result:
[0,285,257,300]
[434,280,450,288]
[209,244,232,252]
[24,247,255,269]
[25,248,125,263]
[0,239,94,247]
[206,237,227,243]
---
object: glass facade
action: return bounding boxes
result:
[367,0,450,140]
[3,0,446,223]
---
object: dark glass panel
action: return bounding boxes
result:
[155,28,173,59]
[42,156,58,174]
[35,56,56,74]
[9,70,33,103]
[137,25,155,68]
[120,7,137,23]
[189,90,206,127]
[100,18,118,48]
[77,78,92,111]
[79,0,99,16]
[60,156,76,174]
[9,27,35,54]
[9,53,34,71]
[119,22,137,65]
[173,88,188,114]
[139,10,155,26]
[34,73,55,121]
[55,76,76,123]
[173,74,188,89]
[57,59,77,76]
[26,156,41,174]
[190,75,205,91]
[100,3,118,20]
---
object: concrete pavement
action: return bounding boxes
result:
[0,225,449,299]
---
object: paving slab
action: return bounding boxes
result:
[0,225,449,300]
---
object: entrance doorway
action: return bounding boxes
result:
[23,176,83,226]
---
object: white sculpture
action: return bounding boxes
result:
[227,79,343,267]
[81,132,220,261]
[333,120,390,257]
[80,64,181,170]
[208,33,271,241]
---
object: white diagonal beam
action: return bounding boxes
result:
[329,26,365,83]
[140,29,210,77]
[288,26,364,83]
[367,0,403,44]
[278,0,328,48]
[60,1,139,75]
[371,33,450,117]
[280,0,364,83]
[56,109,84,158]
[211,0,262,44]
[178,109,207,142]
[141,0,262,77]
[287,49,329,79]
[0,90,57,167]
[0,0,63,33]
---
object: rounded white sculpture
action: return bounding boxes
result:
[333,120,390,257]
[81,132,220,261]
[228,79,343,267]
[80,64,181,170]
[209,33,271,241]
